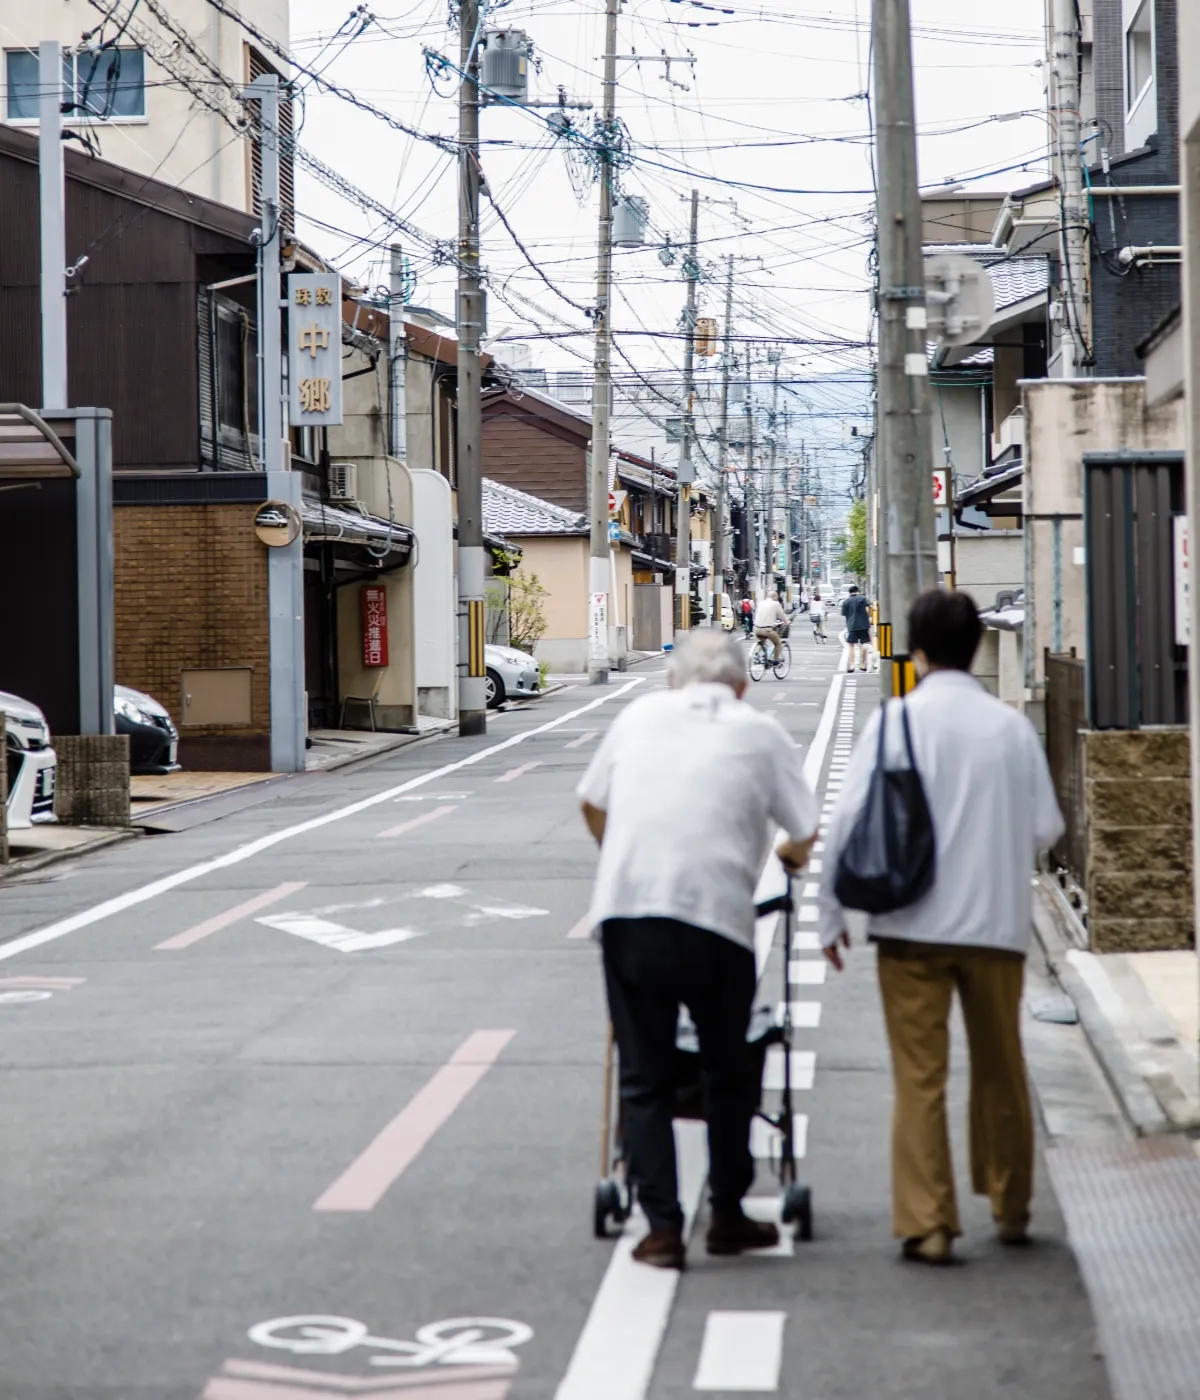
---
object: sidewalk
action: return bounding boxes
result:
[1032,876,1200,1136]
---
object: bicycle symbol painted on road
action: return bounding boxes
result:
[0,977,84,1005]
[248,1314,533,1369]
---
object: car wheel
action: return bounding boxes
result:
[486,668,505,709]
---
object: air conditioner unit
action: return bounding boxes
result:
[328,462,358,503]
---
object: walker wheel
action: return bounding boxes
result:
[594,1179,622,1238]
[782,1184,813,1241]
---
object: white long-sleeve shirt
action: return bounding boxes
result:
[754,597,789,629]
[817,670,1064,954]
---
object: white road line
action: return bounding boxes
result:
[693,1312,786,1392]
[792,930,820,950]
[763,1047,816,1091]
[0,679,646,966]
[554,1122,707,1400]
[778,1001,821,1028]
[751,1114,807,1161]
[788,959,827,986]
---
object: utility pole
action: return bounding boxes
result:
[245,71,303,772]
[587,0,620,683]
[712,254,734,602]
[767,354,780,593]
[743,359,762,596]
[457,0,487,732]
[674,189,700,638]
[389,244,407,460]
[39,40,67,410]
[872,0,937,691]
[1051,0,1089,376]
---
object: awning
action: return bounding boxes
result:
[302,499,415,563]
[979,606,1024,632]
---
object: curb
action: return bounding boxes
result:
[1031,878,1174,1137]
[0,827,138,883]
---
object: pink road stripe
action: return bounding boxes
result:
[219,1359,517,1392]
[566,915,592,940]
[313,1029,516,1212]
[494,761,542,783]
[154,882,307,951]
[378,803,457,839]
[563,730,598,749]
[204,1380,511,1400]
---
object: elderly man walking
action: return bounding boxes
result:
[818,590,1064,1265]
[578,630,818,1269]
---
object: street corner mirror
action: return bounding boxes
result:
[254,500,302,548]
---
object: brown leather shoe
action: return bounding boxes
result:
[901,1227,956,1265]
[706,1209,781,1256]
[631,1226,686,1269]
[996,1222,1031,1246]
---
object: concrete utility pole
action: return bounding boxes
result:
[245,70,304,772]
[743,359,763,596]
[456,0,488,732]
[712,254,735,598]
[674,188,700,637]
[39,41,67,410]
[389,244,407,460]
[587,0,621,683]
[872,0,937,688]
[767,354,781,591]
[1050,0,1089,376]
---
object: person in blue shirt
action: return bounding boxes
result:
[840,586,872,672]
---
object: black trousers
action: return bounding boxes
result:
[602,917,757,1232]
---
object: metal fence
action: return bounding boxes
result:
[1045,651,1087,885]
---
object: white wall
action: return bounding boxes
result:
[1,0,288,210]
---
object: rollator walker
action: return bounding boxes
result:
[593,875,814,1242]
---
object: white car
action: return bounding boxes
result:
[485,644,541,709]
[2,690,57,829]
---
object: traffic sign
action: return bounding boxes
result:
[608,520,620,542]
[932,469,949,507]
[608,489,627,517]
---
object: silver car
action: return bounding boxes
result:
[485,644,541,709]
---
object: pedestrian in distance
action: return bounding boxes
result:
[809,591,826,642]
[818,589,1064,1266]
[840,585,872,672]
[753,592,790,665]
[578,630,819,1270]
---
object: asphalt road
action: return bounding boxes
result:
[0,624,1117,1400]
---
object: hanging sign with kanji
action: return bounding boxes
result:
[288,273,343,426]
[361,584,389,667]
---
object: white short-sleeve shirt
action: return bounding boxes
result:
[577,682,819,950]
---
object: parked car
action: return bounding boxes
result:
[485,644,540,709]
[1,690,57,829]
[115,684,181,775]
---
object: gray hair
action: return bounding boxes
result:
[667,629,748,691]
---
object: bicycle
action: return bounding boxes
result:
[749,635,791,681]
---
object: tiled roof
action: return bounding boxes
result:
[483,478,588,537]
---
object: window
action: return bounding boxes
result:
[1126,2,1153,112]
[4,47,145,122]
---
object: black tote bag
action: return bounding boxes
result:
[833,700,936,915]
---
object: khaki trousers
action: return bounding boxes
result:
[876,939,1033,1241]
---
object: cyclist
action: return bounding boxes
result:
[740,596,754,636]
[753,591,789,666]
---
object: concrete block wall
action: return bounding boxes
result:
[114,504,272,770]
[1084,728,1194,950]
[55,735,131,827]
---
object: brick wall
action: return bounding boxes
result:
[1084,729,1194,951]
[114,504,271,770]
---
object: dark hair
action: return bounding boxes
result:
[848,585,858,593]
[907,588,982,671]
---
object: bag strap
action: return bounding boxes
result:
[898,700,918,772]
[875,697,889,768]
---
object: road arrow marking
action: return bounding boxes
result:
[156,883,309,951]
[256,912,427,953]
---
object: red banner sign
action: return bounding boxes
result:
[361,585,389,667]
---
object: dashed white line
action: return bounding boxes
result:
[693,1312,787,1392]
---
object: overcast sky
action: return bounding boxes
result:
[288,0,1047,502]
